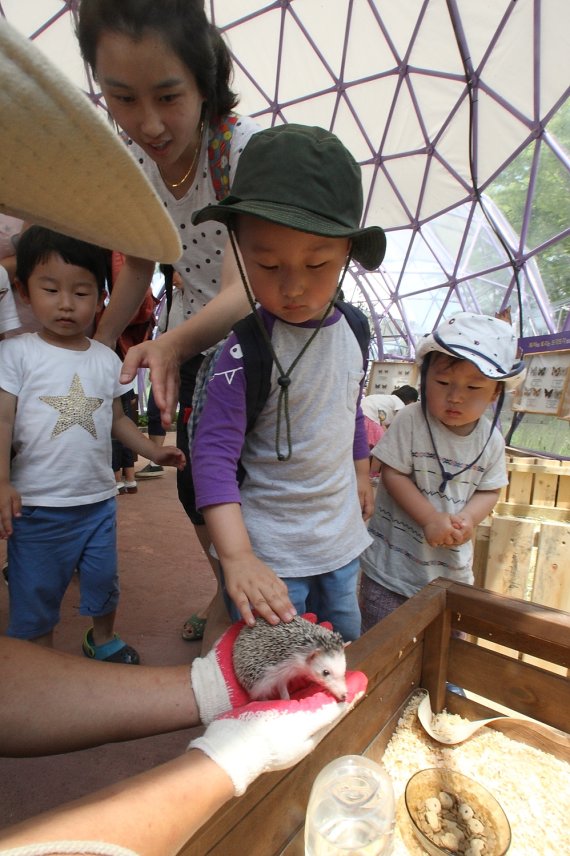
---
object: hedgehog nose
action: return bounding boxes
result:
[339,692,347,702]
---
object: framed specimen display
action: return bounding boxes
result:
[512,350,570,416]
[366,360,418,395]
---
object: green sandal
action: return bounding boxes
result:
[82,627,140,664]
[181,614,207,641]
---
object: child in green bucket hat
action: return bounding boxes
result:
[190,124,386,644]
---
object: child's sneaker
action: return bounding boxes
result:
[82,628,140,664]
[135,463,164,478]
[123,481,138,494]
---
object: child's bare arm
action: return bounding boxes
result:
[0,389,21,538]
[369,455,381,477]
[111,398,186,470]
[382,464,457,547]
[203,503,296,628]
[355,457,374,520]
[450,488,501,544]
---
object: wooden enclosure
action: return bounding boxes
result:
[179,580,570,856]
[473,456,570,621]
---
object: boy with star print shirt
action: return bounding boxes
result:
[0,227,184,659]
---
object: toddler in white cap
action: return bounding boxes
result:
[359,312,525,632]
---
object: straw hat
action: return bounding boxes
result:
[0,19,181,263]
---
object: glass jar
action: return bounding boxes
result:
[304,755,395,855]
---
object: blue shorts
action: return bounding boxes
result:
[7,498,119,639]
[220,557,362,642]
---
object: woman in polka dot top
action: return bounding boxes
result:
[77,0,262,644]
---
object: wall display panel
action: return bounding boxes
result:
[512,351,570,417]
[366,360,418,395]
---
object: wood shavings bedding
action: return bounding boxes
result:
[381,693,570,856]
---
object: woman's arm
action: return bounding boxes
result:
[120,245,251,424]
[0,637,232,856]
[0,687,368,856]
[94,255,155,348]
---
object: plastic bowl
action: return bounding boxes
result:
[404,768,511,856]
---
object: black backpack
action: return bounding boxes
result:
[188,301,370,478]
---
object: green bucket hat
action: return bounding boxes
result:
[192,124,386,270]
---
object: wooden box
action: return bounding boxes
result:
[181,580,570,856]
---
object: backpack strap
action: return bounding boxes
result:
[187,340,228,458]
[187,314,272,485]
[335,300,371,371]
[187,311,272,441]
[208,114,239,201]
[232,313,274,433]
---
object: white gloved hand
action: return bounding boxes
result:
[189,671,367,795]
[190,620,250,725]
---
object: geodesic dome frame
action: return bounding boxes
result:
[1,0,569,359]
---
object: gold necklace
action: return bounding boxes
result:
[160,121,204,189]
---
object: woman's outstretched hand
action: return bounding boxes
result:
[121,336,181,428]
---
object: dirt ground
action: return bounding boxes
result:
[0,437,217,829]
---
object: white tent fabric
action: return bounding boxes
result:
[218,0,568,226]
[1,0,569,354]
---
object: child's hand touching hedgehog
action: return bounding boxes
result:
[232,614,348,701]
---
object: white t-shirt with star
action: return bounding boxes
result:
[0,333,127,506]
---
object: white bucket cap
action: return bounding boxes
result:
[415,312,525,389]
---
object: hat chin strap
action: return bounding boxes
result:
[421,359,505,492]
[228,225,351,462]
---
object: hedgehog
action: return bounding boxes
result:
[232,615,347,701]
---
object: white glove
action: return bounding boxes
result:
[189,672,367,796]
[190,620,250,725]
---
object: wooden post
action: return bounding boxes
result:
[484,515,536,599]
[532,521,570,612]
[505,457,535,506]
[555,461,570,509]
